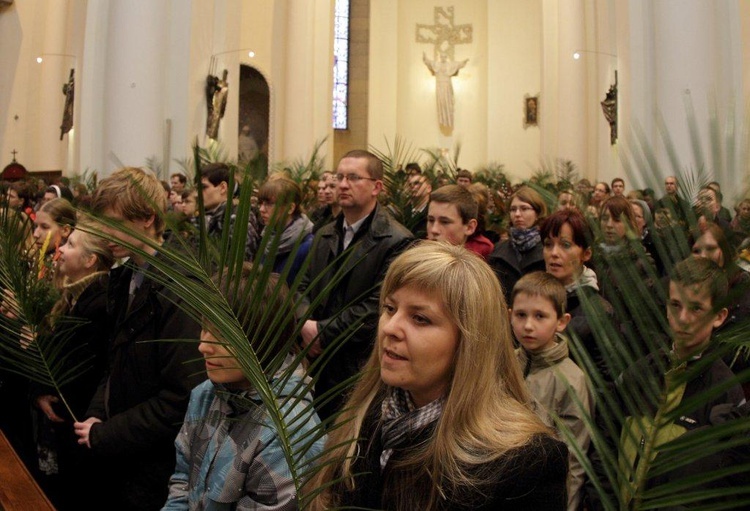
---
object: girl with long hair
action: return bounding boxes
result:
[307,241,567,510]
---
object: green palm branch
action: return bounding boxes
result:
[0,209,92,422]
[75,147,363,507]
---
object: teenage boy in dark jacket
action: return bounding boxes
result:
[74,167,204,511]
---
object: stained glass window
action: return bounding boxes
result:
[333,0,350,130]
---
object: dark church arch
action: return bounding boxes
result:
[238,65,270,173]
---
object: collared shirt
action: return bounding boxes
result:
[342,215,368,250]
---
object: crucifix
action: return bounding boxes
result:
[416,6,472,61]
[10,149,18,162]
[416,7,472,131]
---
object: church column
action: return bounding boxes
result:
[629,0,743,191]
[36,0,70,172]
[100,0,170,173]
[282,0,333,162]
[544,0,588,175]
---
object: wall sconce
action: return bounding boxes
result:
[36,53,77,64]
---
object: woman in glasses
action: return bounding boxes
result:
[489,186,548,301]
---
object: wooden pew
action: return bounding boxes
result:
[0,429,55,510]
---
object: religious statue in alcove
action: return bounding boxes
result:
[601,72,618,145]
[60,68,74,140]
[206,69,229,140]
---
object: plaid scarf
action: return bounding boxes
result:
[509,226,541,253]
[379,387,443,470]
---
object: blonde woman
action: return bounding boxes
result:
[307,241,567,510]
[31,220,115,510]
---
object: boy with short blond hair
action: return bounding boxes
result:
[510,271,592,511]
[74,167,204,510]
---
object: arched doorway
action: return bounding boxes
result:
[238,65,270,174]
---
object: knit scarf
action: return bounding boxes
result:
[510,226,541,253]
[262,214,313,256]
[564,266,600,293]
[379,387,443,470]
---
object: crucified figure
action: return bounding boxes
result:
[423,52,468,130]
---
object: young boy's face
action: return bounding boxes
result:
[198,329,249,388]
[100,207,154,260]
[427,201,476,245]
[510,292,570,353]
[668,281,728,359]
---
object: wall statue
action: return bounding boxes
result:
[423,53,468,131]
[206,69,229,140]
[60,69,74,140]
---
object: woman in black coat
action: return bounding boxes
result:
[541,209,617,382]
[307,242,568,511]
[489,186,548,301]
[31,224,114,510]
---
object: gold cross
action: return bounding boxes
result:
[416,6,473,61]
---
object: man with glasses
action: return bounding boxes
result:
[298,149,414,420]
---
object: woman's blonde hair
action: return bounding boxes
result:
[306,241,552,510]
[73,217,116,272]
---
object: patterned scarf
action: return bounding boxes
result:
[510,226,541,253]
[379,387,443,470]
[262,214,313,256]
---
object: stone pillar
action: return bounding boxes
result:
[101,0,170,173]
[37,0,70,171]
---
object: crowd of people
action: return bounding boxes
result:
[1,156,749,510]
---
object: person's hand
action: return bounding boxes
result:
[73,417,102,448]
[19,325,35,349]
[300,320,322,358]
[36,395,65,423]
[0,289,18,319]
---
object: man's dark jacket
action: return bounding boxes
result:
[86,253,204,511]
[298,203,413,418]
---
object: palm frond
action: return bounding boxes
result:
[77,144,362,506]
[0,209,92,421]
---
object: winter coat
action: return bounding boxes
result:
[32,272,111,419]
[206,201,260,260]
[564,271,617,382]
[297,203,414,418]
[464,233,494,260]
[86,253,205,511]
[488,239,545,302]
[162,362,325,511]
[586,349,745,510]
[592,241,667,361]
[517,336,592,511]
[336,400,569,510]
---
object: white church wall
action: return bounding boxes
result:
[369,0,490,173]
[487,0,542,181]
[0,0,83,174]
[367,1,548,179]
[625,0,746,201]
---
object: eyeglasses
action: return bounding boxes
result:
[335,173,378,183]
[509,206,535,214]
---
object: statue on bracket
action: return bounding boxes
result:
[206,69,229,140]
[416,6,473,134]
[60,68,74,140]
[601,71,618,145]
